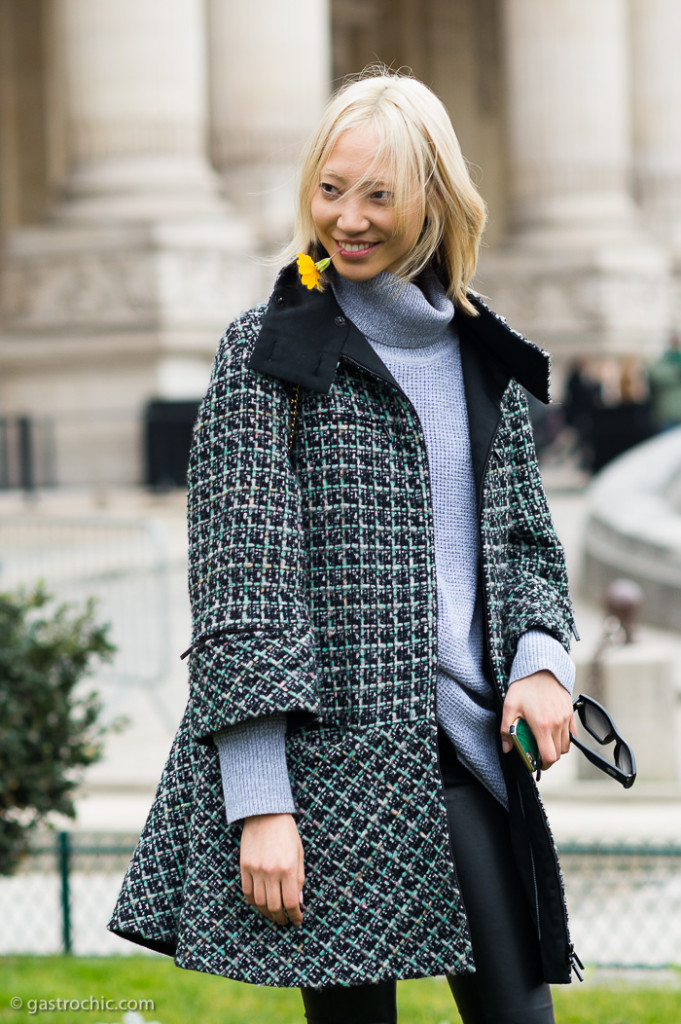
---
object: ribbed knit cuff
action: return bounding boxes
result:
[213,713,296,825]
[508,630,576,695]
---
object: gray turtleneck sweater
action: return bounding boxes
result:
[214,271,574,818]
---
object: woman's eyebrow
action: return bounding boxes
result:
[321,169,391,189]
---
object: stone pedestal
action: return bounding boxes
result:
[479,0,671,379]
[1,218,255,485]
[582,428,681,633]
[0,0,258,486]
[575,645,679,783]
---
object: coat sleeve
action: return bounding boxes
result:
[499,381,576,674]
[185,309,321,743]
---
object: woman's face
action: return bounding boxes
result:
[310,125,423,282]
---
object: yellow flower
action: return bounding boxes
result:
[297,252,331,291]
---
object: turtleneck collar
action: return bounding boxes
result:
[331,269,455,350]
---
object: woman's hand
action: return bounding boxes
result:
[500,670,576,770]
[240,813,305,926]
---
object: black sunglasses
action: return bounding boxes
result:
[570,694,636,789]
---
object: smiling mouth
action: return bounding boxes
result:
[336,240,379,255]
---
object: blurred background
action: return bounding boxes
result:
[1,0,680,982]
[1,0,680,488]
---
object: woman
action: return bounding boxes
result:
[110,71,581,1024]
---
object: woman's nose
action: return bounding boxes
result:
[336,197,370,233]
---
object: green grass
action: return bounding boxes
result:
[0,957,679,1024]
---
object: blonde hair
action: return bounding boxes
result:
[283,70,487,315]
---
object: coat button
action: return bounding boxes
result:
[334,315,346,326]
[275,294,285,305]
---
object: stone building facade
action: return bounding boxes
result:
[1,0,680,486]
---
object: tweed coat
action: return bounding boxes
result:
[109,262,579,987]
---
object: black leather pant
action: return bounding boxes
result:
[300,728,555,1024]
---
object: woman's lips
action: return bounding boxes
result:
[335,240,380,258]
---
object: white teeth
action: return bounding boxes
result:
[340,242,374,252]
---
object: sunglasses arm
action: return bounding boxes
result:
[569,732,636,789]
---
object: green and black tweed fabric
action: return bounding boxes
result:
[108,300,574,987]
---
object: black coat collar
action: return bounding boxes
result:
[248,262,551,404]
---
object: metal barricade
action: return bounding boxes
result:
[0,832,141,956]
[561,842,681,969]
[0,832,680,966]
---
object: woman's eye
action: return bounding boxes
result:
[320,182,339,197]
[371,190,393,203]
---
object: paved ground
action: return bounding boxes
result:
[1,474,680,844]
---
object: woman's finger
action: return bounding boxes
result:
[538,731,560,770]
[264,877,287,925]
[241,867,254,905]
[281,868,304,926]
[251,875,274,921]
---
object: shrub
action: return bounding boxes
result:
[0,585,117,874]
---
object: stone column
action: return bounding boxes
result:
[503,0,634,232]
[55,0,220,221]
[207,0,331,247]
[480,0,670,371]
[630,0,681,327]
[0,0,257,486]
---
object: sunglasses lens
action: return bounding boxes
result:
[580,700,613,742]
[615,743,634,776]
[574,696,636,785]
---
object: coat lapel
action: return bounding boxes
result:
[457,298,551,505]
[465,294,551,405]
[249,263,382,393]
[458,321,510,506]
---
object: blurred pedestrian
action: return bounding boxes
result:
[591,357,654,472]
[648,333,681,432]
[562,358,601,470]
